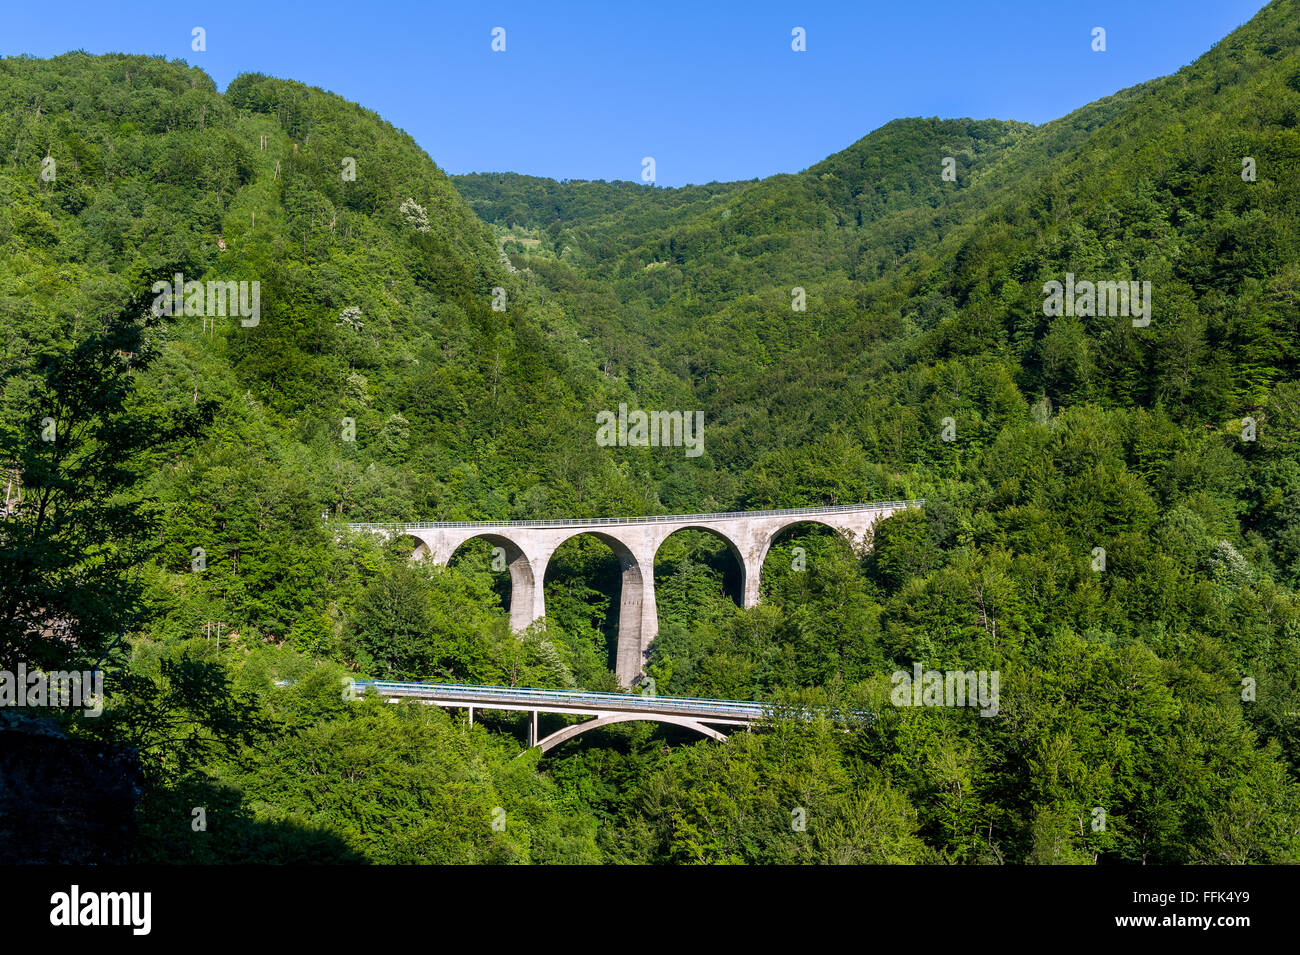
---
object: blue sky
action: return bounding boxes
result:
[0,0,1271,186]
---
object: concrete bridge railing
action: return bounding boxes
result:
[349,500,921,685]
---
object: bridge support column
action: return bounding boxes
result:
[741,553,763,609]
[614,548,658,687]
[505,545,545,632]
[508,561,542,632]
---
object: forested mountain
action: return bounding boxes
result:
[452,171,749,254]
[4,0,1300,864]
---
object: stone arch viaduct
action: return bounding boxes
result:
[349,501,921,686]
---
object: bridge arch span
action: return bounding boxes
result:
[546,529,637,564]
[442,533,539,632]
[536,712,730,754]
[652,524,746,565]
[750,517,863,596]
[545,529,651,684]
[392,527,544,633]
[651,524,748,608]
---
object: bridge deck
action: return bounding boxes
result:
[354,680,773,723]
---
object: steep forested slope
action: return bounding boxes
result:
[0,54,692,525]
[0,53,672,862]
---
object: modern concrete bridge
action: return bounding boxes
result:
[349,500,921,685]
[353,679,774,753]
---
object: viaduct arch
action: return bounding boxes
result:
[350,501,921,685]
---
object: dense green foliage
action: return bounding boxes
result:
[5,0,1300,864]
[451,171,750,262]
